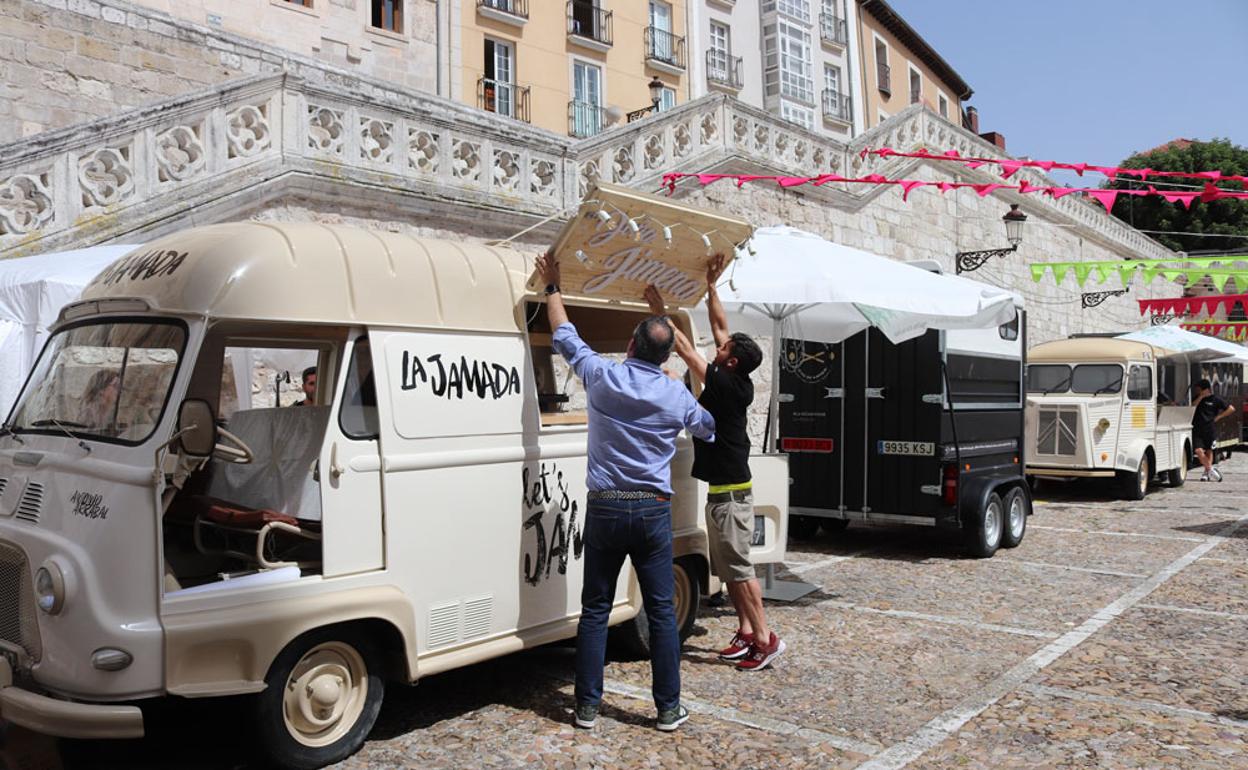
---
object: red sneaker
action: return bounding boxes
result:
[736,633,786,671]
[717,631,754,661]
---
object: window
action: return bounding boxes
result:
[340,338,378,439]
[780,101,814,129]
[708,21,731,79]
[1127,365,1153,401]
[775,0,810,22]
[909,67,921,104]
[483,38,515,118]
[659,87,676,112]
[874,38,890,94]
[570,60,603,137]
[371,0,402,33]
[1071,364,1122,395]
[824,64,841,97]
[1027,365,1071,394]
[763,20,813,102]
[938,93,949,119]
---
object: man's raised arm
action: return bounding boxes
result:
[645,285,708,384]
[705,254,731,348]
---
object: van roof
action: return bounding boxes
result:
[1028,337,1158,364]
[74,223,533,333]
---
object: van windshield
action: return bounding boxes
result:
[1026,363,1123,395]
[6,320,186,445]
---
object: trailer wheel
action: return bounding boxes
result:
[1166,445,1189,487]
[611,556,701,659]
[787,515,820,541]
[1118,454,1150,500]
[254,626,384,770]
[965,492,1004,558]
[1001,488,1029,549]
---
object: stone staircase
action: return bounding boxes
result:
[0,72,1172,262]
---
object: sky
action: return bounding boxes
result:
[885,0,1248,184]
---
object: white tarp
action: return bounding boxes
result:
[0,245,139,419]
[696,226,1018,344]
[1117,324,1248,363]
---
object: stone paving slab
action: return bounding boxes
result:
[792,551,1138,634]
[911,687,1248,769]
[1031,499,1235,540]
[992,524,1194,575]
[1036,606,1248,719]
[1148,557,1248,616]
[600,601,1042,748]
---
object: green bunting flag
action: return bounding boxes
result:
[1030,264,1047,282]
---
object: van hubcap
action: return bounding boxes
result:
[1139,458,1149,494]
[283,642,368,747]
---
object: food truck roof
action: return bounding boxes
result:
[1028,337,1160,364]
[68,223,533,333]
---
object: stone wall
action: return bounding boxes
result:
[0,0,437,143]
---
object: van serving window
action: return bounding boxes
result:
[1127,364,1153,401]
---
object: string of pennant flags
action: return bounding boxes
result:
[1029,256,1248,290]
[1139,293,1248,317]
[1181,321,1248,341]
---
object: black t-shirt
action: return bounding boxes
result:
[692,363,754,485]
[1192,393,1229,431]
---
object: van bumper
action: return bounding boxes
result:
[1027,466,1115,478]
[0,659,144,739]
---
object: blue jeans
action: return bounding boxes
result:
[574,498,680,713]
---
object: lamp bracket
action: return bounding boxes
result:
[954,244,1018,274]
[1080,288,1130,309]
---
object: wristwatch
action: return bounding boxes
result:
[544,283,561,296]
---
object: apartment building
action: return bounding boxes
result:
[120,0,439,94]
[856,0,971,129]
[688,0,864,140]
[456,1,689,137]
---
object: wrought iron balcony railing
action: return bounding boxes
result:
[568,100,606,138]
[478,77,531,123]
[567,1,613,46]
[819,13,848,46]
[822,89,852,123]
[877,61,891,95]
[476,0,528,20]
[645,27,686,69]
[705,50,743,90]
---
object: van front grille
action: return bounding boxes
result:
[0,540,42,663]
[1036,408,1078,456]
[15,482,43,524]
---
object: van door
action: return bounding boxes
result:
[319,335,385,577]
[778,338,844,514]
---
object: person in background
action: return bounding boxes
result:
[292,367,317,407]
[536,251,715,734]
[1192,378,1235,482]
[78,369,122,431]
[646,254,785,672]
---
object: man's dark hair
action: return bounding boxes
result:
[302,366,317,383]
[728,332,764,375]
[1197,378,1212,391]
[632,316,675,365]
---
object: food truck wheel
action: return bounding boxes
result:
[1166,447,1189,487]
[1118,455,1150,500]
[255,627,384,770]
[965,492,1004,558]
[612,557,702,659]
[787,515,820,540]
[1001,488,1029,549]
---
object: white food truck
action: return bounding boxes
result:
[0,203,787,766]
[1024,338,1193,499]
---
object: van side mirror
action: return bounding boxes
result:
[177,399,218,458]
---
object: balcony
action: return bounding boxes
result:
[567,1,613,52]
[476,0,528,27]
[877,62,891,95]
[910,86,922,105]
[644,27,686,74]
[568,100,607,138]
[819,13,848,48]
[478,77,531,123]
[705,50,743,92]
[822,89,852,124]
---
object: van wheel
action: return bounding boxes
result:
[965,492,1003,558]
[612,556,701,659]
[1166,446,1189,487]
[1001,488,1029,549]
[1118,455,1150,500]
[788,515,820,541]
[254,627,384,770]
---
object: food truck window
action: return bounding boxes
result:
[1026,364,1071,394]
[219,345,326,419]
[340,338,378,439]
[1070,364,1122,395]
[1127,365,1153,401]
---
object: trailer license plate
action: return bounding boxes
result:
[877,440,934,456]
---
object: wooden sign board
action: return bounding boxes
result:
[532,183,754,308]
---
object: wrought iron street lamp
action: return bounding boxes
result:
[955,204,1028,274]
[627,77,666,122]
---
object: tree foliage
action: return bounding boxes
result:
[1107,138,1248,254]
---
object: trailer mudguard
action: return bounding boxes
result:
[958,473,1022,529]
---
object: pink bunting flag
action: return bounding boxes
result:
[973,183,1006,197]
[777,176,811,188]
[696,174,728,186]
[1069,163,1088,176]
[1018,180,1041,194]
[898,180,926,201]
[861,174,890,183]
[1035,160,1056,172]
[1200,182,1221,203]
[936,181,956,193]
[998,160,1024,179]
[811,174,846,186]
[1048,187,1078,199]
[1086,189,1119,213]
[1094,166,1120,179]
[942,150,963,158]
[964,161,986,170]
[736,175,773,188]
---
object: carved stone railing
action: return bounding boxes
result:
[0,75,1174,262]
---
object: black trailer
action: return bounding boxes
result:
[777,310,1030,557]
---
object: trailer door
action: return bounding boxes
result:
[864,329,943,516]
[778,338,844,513]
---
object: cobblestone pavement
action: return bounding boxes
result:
[4,458,1245,769]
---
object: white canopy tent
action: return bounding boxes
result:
[1117,324,1248,363]
[0,245,139,419]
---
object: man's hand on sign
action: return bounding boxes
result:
[536,250,561,286]
[706,254,726,287]
[644,284,667,316]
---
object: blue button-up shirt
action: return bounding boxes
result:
[552,322,716,494]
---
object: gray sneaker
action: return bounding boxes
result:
[656,704,689,732]
[574,703,598,729]
[1212,467,1224,482]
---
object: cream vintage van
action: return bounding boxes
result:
[1024,338,1192,499]
[0,201,787,767]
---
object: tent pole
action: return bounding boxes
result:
[770,314,782,453]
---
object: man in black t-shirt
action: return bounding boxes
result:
[646,256,785,672]
[1192,378,1235,481]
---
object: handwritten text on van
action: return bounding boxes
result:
[399,351,521,401]
[522,462,584,586]
[91,249,188,286]
[579,213,703,301]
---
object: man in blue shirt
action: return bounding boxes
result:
[537,252,715,734]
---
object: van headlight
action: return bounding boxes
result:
[35,563,66,615]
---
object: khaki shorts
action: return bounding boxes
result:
[705,490,755,583]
